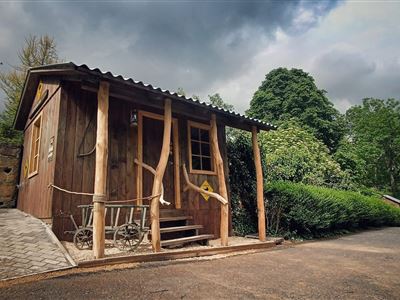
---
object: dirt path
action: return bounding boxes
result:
[1,227,399,299]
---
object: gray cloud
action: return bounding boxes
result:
[312,48,400,111]
[0,1,339,111]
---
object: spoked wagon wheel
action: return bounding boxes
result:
[73,228,93,250]
[113,223,143,251]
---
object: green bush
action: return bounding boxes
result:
[227,130,258,236]
[266,181,400,239]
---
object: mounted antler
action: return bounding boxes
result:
[182,163,228,205]
[134,159,170,206]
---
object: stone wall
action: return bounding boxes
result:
[0,144,21,208]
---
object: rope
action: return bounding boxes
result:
[107,194,161,203]
[77,145,96,158]
[77,109,97,158]
[48,183,161,203]
[49,183,95,196]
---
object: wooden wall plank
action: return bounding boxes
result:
[17,79,61,221]
[19,81,232,240]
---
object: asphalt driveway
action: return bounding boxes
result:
[1,227,399,299]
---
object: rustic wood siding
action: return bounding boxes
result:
[17,79,61,220]
[178,117,231,238]
[52,82,139,239]
[49,82,231,239]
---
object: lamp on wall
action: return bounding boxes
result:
[130,109,138,127]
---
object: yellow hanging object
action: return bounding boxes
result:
[200,180,213,201]
[34,82,43,103]
[23,161,29,178]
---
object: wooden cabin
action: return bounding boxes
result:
[14,62,275,257]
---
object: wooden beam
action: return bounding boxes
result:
[252,126,266,241]
[210,114,229,246]
[93,81,109,258]
[137,112,143,204]
[173,121,181,209]
[81,83,272,132]
[150,99,172,252]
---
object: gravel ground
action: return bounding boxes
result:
[1,227,399,299]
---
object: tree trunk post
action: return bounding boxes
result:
[150,99,172,252]
[93,81,109,258]
[252,126,266,241]
[210,114,229,246]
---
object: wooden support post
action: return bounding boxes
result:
[150,99,172,252]
[210,114,229,246]
[93,81,109,258]
[173,121,181,209]
[252,126,266,241]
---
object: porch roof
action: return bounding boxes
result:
[14,62,277,131]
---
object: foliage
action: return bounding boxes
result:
[0,35,60,145]
[247,68,344,151]
[259,121,352,189]
[208,93,234,111]
[176,87,186,96]
[228,122,353,236]
[266,181,400,239]
[345,98,400,197]
[227,130,258,235]
[333,139,366,185]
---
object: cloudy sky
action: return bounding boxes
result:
[0,0,399,113]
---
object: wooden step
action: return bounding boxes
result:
[160,225,203,234]
[159,209,186,218]
[159,216,192,222]
[161,234,214,247]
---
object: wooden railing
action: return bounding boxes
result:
[182,164,228,205]
[134,159,170,206]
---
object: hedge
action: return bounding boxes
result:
[265,181,400,239]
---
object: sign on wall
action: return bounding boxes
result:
[200,180,213,201]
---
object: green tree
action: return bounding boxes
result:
[247,68,344,151]
[0,35,59,145]
[333,139,366,185]
[208,93,234,111]
[227,129,259,235]
[176,87,186,97]
[259,121,352,189]
[345,98,400,196]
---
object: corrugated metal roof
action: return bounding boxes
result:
[30,62,277,130]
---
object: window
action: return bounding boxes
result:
[188,121,215,174]
[29,115,42,177]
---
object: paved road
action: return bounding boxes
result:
[1,227,399,299]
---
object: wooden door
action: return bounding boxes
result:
[142,115,175,208]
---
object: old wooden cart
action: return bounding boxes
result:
[66,204,149,251]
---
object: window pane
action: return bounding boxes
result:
[201,142,210,156]
[202,157,212,171]
[191,141,200,155]
[34,139,40,155]
[191,127,199,141]
[33,156,38,172]
[200,129,209,142]
[192,155,201,170]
